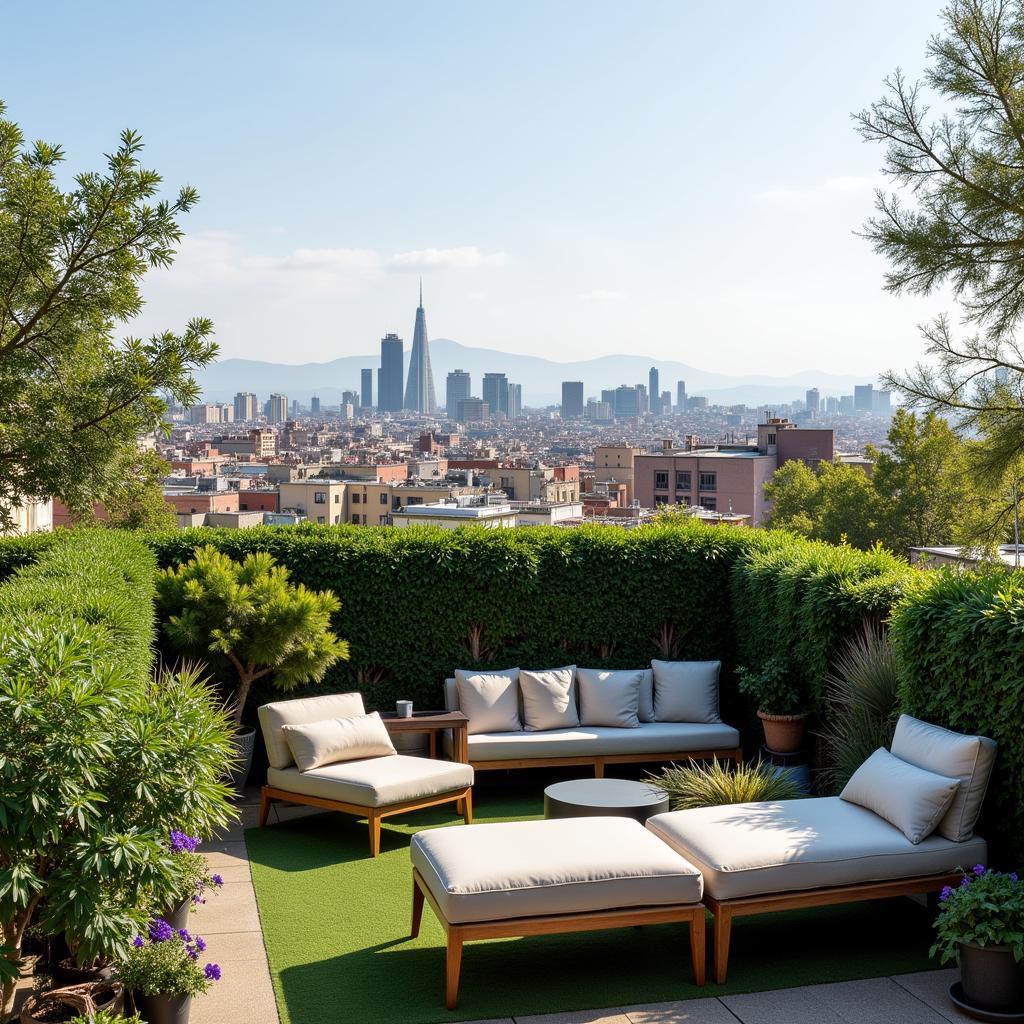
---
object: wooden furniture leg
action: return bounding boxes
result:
[258,787,273,827]
[713,905,732,984]
[462,788,473,825]
[368,811,382,858]
[593,758,605,778]
[411,876,424,938]
[445,928,464,1010]
[689,908,707,986]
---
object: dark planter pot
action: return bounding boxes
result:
[757,711,807,755]
[960,941,1024,1013]
[227,726,257,791]
[133,991,193,1024]
[52,957,112,986]
[162,896,192,931]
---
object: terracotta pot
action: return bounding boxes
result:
[959,941,1024,1012]
[757,711,807,754]
[133,990,193,1024]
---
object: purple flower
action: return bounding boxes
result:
[170,830,200,855]
[178,929,191,942]
[194,936,207,953]
[186,946,200,961]
[1012,873,1019,883]
[132,935,145,948]
[148,918,174,943]
[204,963,221,981]
[961,876,972,888]
[973,863,986,876]
[939,886,954,902]
[211,874,223,887]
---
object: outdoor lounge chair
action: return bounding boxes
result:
[257,693,475,856]
[646,715,997,982]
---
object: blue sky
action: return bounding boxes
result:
[4,0,950,374]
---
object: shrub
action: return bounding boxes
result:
[891,567,1024,859]
[644,759,805,810]
[0,532,55,581]
[817,625,900,792]
[155,545,349,723]
[736,656,805,715]
[931,866,1024,964]
[116,921,221,996]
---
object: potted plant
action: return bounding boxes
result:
[155,545,350,788]
[737,657,808,753]
[933,865,1024,1014]
[117,920,221,1024]
[160,831,224,929]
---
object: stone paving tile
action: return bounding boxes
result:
[190,954,278,1024]
[190,880,262,934]
[721,977,951,1024]
[197,929,272,963]
[625,998,741,1023]
[891,970,976,1023]
[514,1008,632,1024]
[201,840,249,867]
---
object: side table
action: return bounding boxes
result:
[380,710,469,764]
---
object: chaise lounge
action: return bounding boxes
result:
[646,715,997,982]
[258,693,475,856]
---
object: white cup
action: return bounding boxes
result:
[396,700,413,718]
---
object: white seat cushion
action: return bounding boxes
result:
[267,754,473,808]
[281,712,396,771]
[412,816,703,924]
[467,721,740,761]
[646,796,987,901]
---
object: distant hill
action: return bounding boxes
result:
[195,338,874,408]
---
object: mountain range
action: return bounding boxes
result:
[195,339,877,409]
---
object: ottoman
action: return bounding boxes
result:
[410,816,705,1008]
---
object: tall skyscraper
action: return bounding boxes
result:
[561,381,584,418]
[403,282,437,414]
[483,372,510,417]
[873,389,892,416]
[649,367,659,414]
[233,391,258,422]
[614,385,639,417]
[508,382,522,419]
[661,390,672,415]
[854,384,874,413]
[601,388,617,409]
[636,383,649,414]
[446,369,471,416]
[267,393,288,423]
[360,368,373,410]
[310,395,321,414]
[806,388,820,414]
[378,333,404,412]
[677,380,686,411]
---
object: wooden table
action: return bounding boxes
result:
[380,710,469,764]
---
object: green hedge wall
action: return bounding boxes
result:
[145,522,910,720]
[0,531,57,581]
[0,530,156,683]
[890,569,1024,860]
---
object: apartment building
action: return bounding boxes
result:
[278,480,346,525]
[593,446,643,502]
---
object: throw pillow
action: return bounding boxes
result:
[519,666,579,732]
[840,747,960,844]
[577,668,642,728]
[455,668,522,735]
[651,660,722,723]
[281,711,396,772]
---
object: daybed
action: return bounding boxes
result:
[258,692,475,856]
[646,714,997,982]
[444,662,742,775]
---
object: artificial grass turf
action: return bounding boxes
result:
[246,791,940,1024]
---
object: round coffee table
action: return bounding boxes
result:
[543,778,670,824]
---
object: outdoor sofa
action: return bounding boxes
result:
[646,714,997,982]
[443,662,742,775]
[257,692,474,856]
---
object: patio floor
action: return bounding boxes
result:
[191,792,976,1024]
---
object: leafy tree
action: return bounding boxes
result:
[0,100,216,531]
[856,0,1024,477]
[99,450,177,531]
[155,545,350,724]
[762,460,820,538]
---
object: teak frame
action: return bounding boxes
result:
[259,785,473,857]
[470,747,743,777]
[705,870,961,984]
[411,868,706,1009]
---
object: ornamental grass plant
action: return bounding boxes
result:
[644,758,804,811]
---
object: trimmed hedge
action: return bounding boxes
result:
[145,523,911,719]
[890,569,1024,860]
[0,531,57,581]
[0,530,156,682]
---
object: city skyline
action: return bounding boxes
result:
[5,0,951,374]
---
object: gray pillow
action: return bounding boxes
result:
[890,714,997,842]
[651,660,721,723]
[840,747,960,844]
[455,668,522,735]
[638,668,655,723]
[280,712,396,772]
[519,666,579,732]
[578,668,642,728]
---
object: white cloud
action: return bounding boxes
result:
[579,289,625,302]
[756,173,885,205]
[389,246,507,270]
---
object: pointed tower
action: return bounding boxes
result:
[404,279,437,414]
